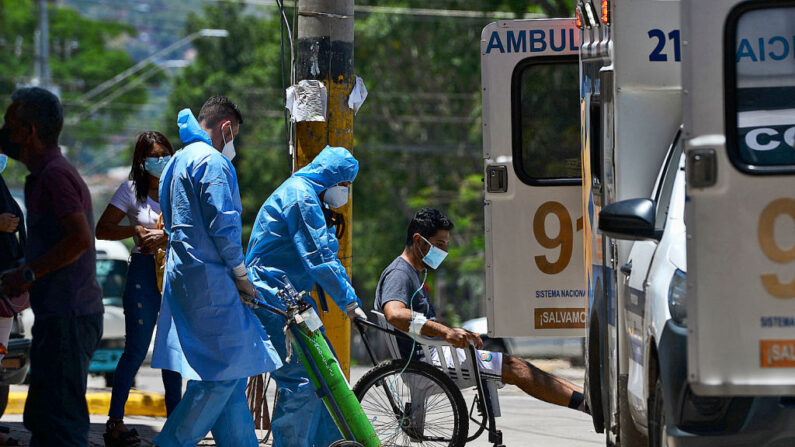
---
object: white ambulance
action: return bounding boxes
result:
[481,0,795,445]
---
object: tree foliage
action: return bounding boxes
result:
[0,0,153,186]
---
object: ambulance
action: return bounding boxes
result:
[481,0,795,445]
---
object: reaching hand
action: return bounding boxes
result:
[346,305,367,322]
[234,275,258,300]
[444,327,483,349]
[0,213,19,233]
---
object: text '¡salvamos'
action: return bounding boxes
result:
[534,308,587,329]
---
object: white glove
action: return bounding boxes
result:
[346,305,367,322]
[234,275,257,299]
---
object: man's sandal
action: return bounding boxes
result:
[104,420,141,447]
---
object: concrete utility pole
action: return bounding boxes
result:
[34,0,51,89]
[295,0,355,377]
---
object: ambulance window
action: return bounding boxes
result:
[726,3,795,173]
[512,57,581,185]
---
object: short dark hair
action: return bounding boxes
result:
[130,131,174,203]
[405,208,454,247]
[197,96,243,128]
[10,87,63,147]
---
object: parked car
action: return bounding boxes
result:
[92,240,129,387]
[20,239,129,388]
[461,316,584,364]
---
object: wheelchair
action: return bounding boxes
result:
[353,311,506,447]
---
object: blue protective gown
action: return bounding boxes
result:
[246,146,360,447]
[152,109,282,382]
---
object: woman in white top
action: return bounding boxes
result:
[96,131,181,447]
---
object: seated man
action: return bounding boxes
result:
[374,208,588,413]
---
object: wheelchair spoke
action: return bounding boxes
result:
[353,360,469,447]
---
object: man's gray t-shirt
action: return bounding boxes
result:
[374,256,437,359]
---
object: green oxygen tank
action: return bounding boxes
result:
[289,306,381,447]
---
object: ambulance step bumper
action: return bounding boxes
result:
[667,401,795,447]
[660,321,795,446]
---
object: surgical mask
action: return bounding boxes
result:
[221,125,236,161]
[0,154,7,173]
[144,155,171,178]
[0,128,22,161]
[420,236,448,270]
[323,185,349,208]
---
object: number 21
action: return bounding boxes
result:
[648,29,681,62]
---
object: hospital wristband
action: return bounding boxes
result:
[409,313,428,335]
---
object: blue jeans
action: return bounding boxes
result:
[154,378,258,447]
[24,312,103,447]
[109,253,182,418]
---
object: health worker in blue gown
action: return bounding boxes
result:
[246,146,367,447]
[151,97,282,447]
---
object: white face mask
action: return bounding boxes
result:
[323,185,349,208]
[221,123,236,161]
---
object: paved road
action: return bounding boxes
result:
[2,361,603,446]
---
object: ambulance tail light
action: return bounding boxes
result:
[601,0,610,25]
[575,3,584,29]
[583,1,599,28]
[668,269,687,326]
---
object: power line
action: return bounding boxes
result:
[212,0,539,20]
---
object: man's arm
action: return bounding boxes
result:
[30,211,92,277]
[3,212,92,296]
[382,300,482,349]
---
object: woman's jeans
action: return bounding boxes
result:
[109,253,182,418]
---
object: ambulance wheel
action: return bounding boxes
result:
[353,359,468,447]
[648,376,669,447]
[329,441,363,447]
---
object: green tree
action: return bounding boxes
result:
[161,3,289,239]
[0,0,154,186]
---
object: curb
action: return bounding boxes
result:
[6,390,167,417]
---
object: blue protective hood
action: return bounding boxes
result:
[294,146,359,193]
[177,108,212,146]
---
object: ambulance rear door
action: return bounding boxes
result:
[684,0,795,395]
[481,19,585,337]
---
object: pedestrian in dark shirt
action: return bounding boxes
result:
[0,87,104,446]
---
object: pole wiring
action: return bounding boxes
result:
[274,0,297,172]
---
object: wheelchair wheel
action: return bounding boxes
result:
[353,359,468,447]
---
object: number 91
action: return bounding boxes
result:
[533,201,582,275]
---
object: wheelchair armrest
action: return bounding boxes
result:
[395,327,451,347]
